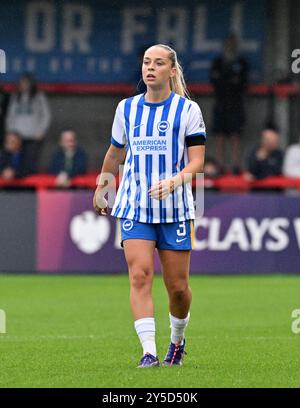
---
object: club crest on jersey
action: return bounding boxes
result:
[157,120,170,133]
[122,220,133,231]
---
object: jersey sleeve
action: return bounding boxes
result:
[185,102,206,147]
[111,101,126,148]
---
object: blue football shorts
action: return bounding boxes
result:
[119,218,195,250]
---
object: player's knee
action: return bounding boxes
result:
[169,283,189,301]
[130,267,152,291]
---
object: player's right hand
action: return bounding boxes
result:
[93,189,108,216]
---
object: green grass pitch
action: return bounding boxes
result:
[0,275,299,388]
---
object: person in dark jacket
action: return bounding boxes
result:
[210,34,248,173]
[246,128,283,180]
[49,129,87,187]
[0,85,9,148]
[0,131,29,179]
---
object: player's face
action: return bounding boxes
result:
[142,47,176,90]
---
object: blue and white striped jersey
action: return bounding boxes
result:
[110,91,206,224]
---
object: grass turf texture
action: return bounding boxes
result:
[0,275,299,388]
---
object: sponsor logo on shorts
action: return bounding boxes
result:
[122,220,134,231]
[176,237,187,243]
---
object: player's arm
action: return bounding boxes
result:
[94,100,127,214]
[173,102,206,188]
[98,144,126,185]
[93,144,126,215]
[149,101,206,200]
[172,144,205,188]
[148,144,205,200]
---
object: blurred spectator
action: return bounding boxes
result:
[6,73,51,173]
[49,129,87,187]
[0,131,29,179]
[0,85,9,148]
[246,128,283,180]
[210,34,248,173]
[283,138,300,178]
[204,158,222,179]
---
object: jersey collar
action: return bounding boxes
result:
[141,91,175,107]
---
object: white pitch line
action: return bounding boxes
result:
[0,335,101,341]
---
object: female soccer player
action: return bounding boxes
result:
[93,44,206,368]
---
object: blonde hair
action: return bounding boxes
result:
[148,44,190,99]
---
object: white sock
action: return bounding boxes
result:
[169,312,190,345]
[134,317,157,357]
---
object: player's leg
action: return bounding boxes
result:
[123,239,156,321]
[158,249,191,366]
[156,220,194,365]
[121,218,159,367]
[159,248,192,325]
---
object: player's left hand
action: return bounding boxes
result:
[148,178,175,200]
[93,189,108,216]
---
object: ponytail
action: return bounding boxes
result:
[154,44,190,99]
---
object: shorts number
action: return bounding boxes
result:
[177,222,186,236]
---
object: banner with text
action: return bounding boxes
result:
[0,0,266,83]
[37,191,300,274]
